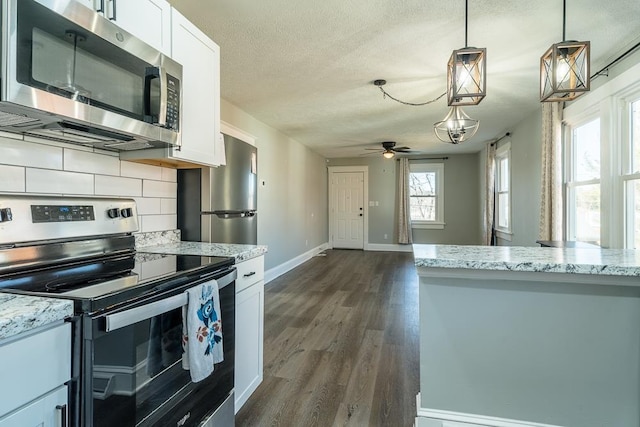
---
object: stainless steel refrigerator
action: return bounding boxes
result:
[177,135,257,244]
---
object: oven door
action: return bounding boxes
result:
[86,269,235,427]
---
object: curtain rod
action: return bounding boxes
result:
[489,132,511,146]
[592,40,640,81]
[397,156,449,161]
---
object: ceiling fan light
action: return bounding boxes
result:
[447,47,487,106]
[540,40,590,102]
[383,150,395,159]
[433,106,479,144]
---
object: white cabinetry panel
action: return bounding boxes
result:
[0,386,67,427]
[234,256,264,412]
[0,323,71,417]
[169,8,221,167]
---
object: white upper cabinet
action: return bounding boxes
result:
[81,0,172,55]
[168,8,221,167]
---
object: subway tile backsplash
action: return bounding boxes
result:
[0,135,178,233]
[26,168,94,195]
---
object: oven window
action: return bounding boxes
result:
[90,280,235,427]
[92,308,190,427]
[16,0,149,120]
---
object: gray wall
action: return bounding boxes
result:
[327,154,481,245]
[479,107,544,247]
[326,156,396,244]
[220,98,328,271]
[508,108,543,246]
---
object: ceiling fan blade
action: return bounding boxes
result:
[364,148,382,151]
[359,151,380,156]
[393,146,412,151]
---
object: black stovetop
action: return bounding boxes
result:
[0,251,234,313]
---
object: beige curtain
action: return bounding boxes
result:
[483,143,496,245]
[539,102,564,241]
[397,158,413,244]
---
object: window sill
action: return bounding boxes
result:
[495,230,513,241]
[412,222,445,230]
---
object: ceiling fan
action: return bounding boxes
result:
[363,141,415,159]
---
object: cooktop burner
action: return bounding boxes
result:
[0,252,234,313]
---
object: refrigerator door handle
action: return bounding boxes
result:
[201,210,256,219]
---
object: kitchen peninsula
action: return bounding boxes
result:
[413,244,640,427]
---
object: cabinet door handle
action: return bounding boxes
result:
[96,0,105,13]
[243,271,256,278]
[108,0,117,20]
[56,404,68,427]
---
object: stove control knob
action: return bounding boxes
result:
[0,208,12,222]
[107,208,120,218]
[120,207,133,218]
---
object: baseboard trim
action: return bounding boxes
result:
[264,243,329,284]
[365,243,413,252]
[415,394,561,427]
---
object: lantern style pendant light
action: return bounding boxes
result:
[540,0,590,102]
[447,0,486,106]
[433,106,479,144]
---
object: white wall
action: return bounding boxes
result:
[0,132,177,232]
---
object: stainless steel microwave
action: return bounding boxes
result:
[0,0,182,151]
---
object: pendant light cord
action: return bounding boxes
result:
[465,0,468,47]
[562,0,566,41]
[377,85,446,106]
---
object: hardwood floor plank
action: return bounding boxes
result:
[236,250,419,427]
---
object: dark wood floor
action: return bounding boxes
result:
[236,249,419,427]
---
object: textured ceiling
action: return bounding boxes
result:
[168,0,640,158]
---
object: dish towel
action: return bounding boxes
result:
[182,280,224,382]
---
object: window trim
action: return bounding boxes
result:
[563,59,640,248]
[409,162,445,229]
[495,142,511,235]
[622,94,640,248]
[564,116,602,244]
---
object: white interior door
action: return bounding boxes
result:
[332,172,364,249]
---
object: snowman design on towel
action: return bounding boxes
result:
[195,285,222,356]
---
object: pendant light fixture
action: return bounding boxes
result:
[447,0,486,106]
[433,106,479,144]
[540,0,590,102]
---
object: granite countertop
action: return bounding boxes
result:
[413,244,640,276]
[139,241,268,263]
[0,294,73,341]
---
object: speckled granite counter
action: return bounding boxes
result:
[413,244,640,277]
[139,241,268,263]
[0,294,73,341]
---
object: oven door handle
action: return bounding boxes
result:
[104,270,236,332]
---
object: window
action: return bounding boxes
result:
[624,98,640,248]
[566,118,601,245]
[563,62,640,248]
[495,143,511,237]
[409,163,444,229]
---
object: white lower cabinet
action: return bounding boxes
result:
[234,256,264,413]
[0,386,67,427]
[0,322,71,426]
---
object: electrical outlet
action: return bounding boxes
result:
[384,234,388,240]
[305,239,308,246]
